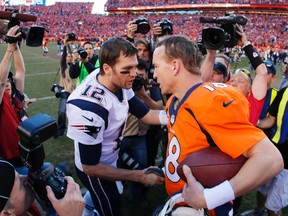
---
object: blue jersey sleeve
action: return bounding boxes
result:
[128,96,149,119]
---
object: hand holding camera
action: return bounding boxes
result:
[4,25,22,44]
[200,13,248,50]
[46,176,85,216]
[127,20,138,39]
[77,47,88,60]
[128,16,173,38]
[0,9,45,47]
[51,83,64,98]
[235,24,248,47]
[17,113,68,210]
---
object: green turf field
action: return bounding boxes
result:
[2,42,286,215]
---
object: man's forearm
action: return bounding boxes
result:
[0,46,15,102]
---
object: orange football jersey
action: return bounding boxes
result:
[164,82,267,195]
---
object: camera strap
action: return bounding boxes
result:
[53,67,60,84]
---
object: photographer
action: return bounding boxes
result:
[0,159,85,216]
[201,24,268,126]
[69,41,99,86]
[0,26,29,175]
[117,59,163,207]
[54,36,76,138]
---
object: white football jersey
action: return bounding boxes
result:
[67,69,134,171]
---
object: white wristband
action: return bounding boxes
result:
[203,180,235,210]
[159,110,168,125]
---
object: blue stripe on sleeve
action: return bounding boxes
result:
[68,99,109,129]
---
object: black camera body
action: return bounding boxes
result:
[77,47,88,59]
[0,9,44,47]
[132,75,145,91]
[157,18,173,37]
[132,76,159,91]
[66,32,76,42]
[17,113,67,207]
[200,14,248,50]
[134,16,150,35]
[50,83,63,98]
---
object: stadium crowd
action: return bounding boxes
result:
[105,0,287,8]
[0,3,286,50]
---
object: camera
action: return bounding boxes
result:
[66,32,76,42]
[200,13,248,50]
[77,47,88,59]
[132,75,159,91]
[157,18,173,37]
[132,75,145,91]
[0,9,44,47]
[134,16,150,35]
[17,113,67,208]
[50,83,63,98]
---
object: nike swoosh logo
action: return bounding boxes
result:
[82,115,93,122]
[223,100,234,107]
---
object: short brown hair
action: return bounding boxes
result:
[99,37,138,74]
[155,35,202,75]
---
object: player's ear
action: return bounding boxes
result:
[102,63,112,76]
[172,59,180,75]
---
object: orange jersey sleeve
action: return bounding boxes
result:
[165,82,267,195]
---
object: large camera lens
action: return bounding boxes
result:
[134,16,150,35]
[77,48,88,59]
[158,18,173,36]
[202,27,225,50]
[137,22,150,34]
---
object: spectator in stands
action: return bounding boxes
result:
[69,41,99,86]
[54,36,77,138]
[0,26,29,175]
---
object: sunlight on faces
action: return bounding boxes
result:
[105,53,138,91]
[136,43,150,62]
[83,43,94,59]
[267,72,277,88]
[211,70,225,82]
[230,72,251,97]
[153,46,175,95]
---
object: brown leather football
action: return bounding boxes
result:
[177,147,247,188]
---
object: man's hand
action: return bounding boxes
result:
[4,25,22,44]
[127,21,137,39]
[141,166,165,186]
[236,24,248,47]
[46,176,85,216]
[181,165,207,209]
[153,23,162,38]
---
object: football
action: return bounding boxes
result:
[177,147,247,188]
